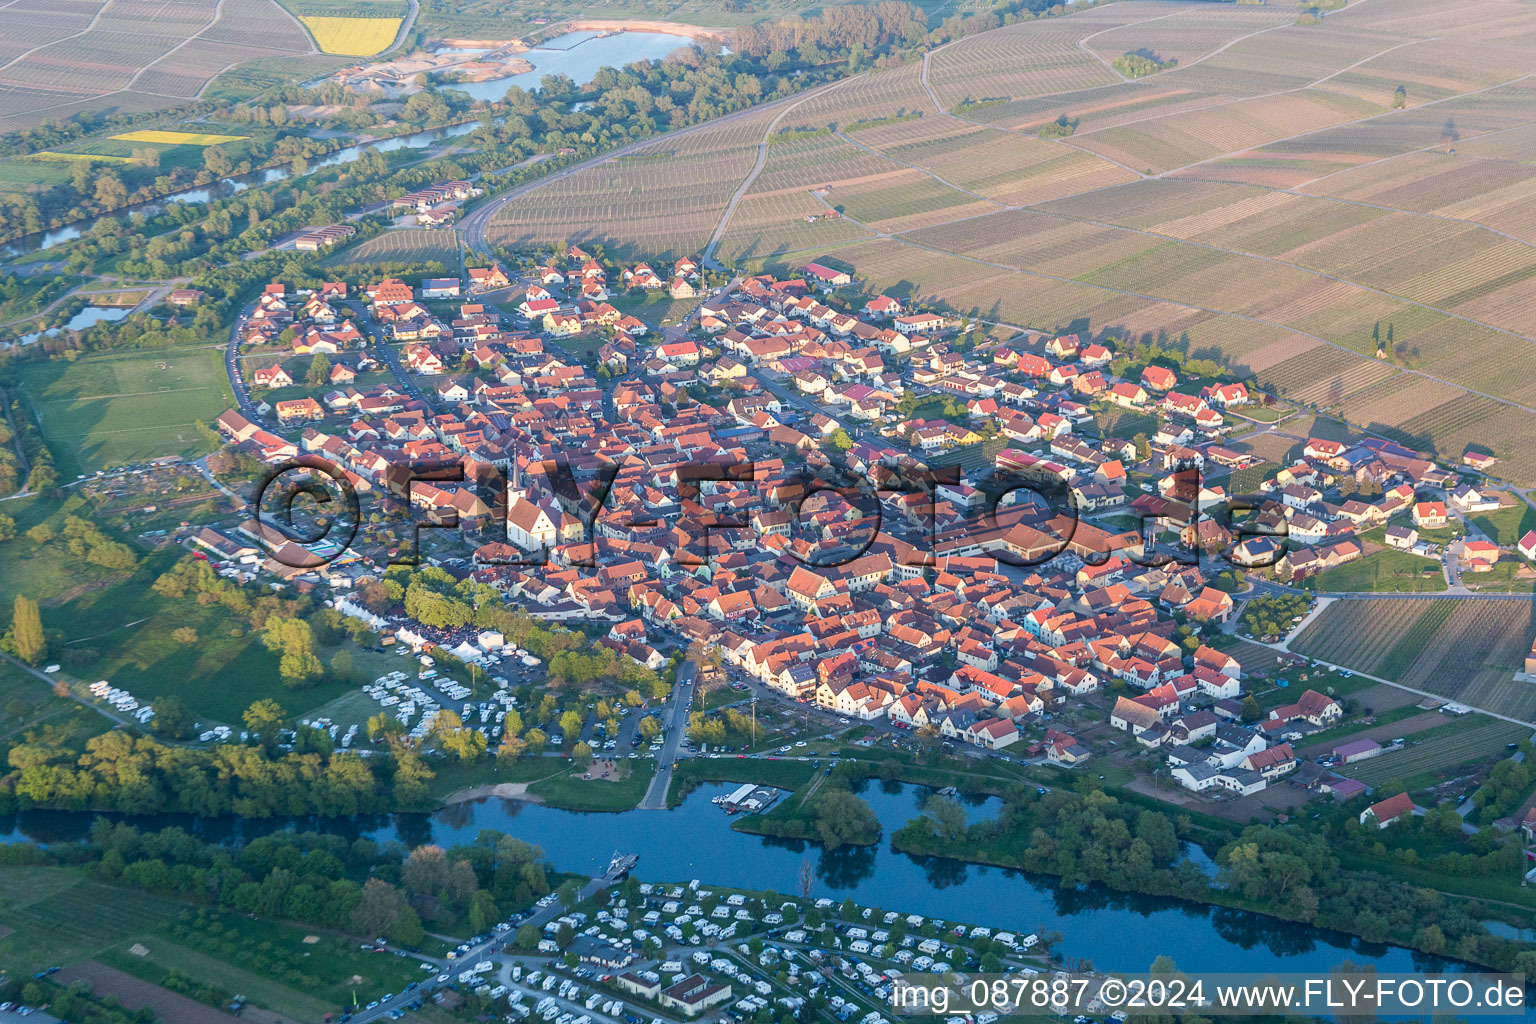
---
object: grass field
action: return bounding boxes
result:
[16,347,234,477]
[300,16,403,56]
[0,658,111,763]
[0,866,188,974]
[1471,503,1536,546]
[108,906,423,1018]
[1314,547,1447,593]
[0,509,354,725]
[527,759,655,811]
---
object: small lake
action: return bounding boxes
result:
[16,305,131,345]
[448,31,703,102]
[0,779,1461,974]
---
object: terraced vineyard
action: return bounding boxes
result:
[1292,599,1536,721]
[1340,716,1533,788]
[483,0,1536,483]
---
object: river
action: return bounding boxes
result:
[0,779,1457,974]
[0,122,481,260]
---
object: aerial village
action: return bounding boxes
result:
[200,239,1531,818]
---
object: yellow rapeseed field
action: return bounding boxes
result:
[32,151,131,162]
[110,130,250,146]
[300,16,402,56]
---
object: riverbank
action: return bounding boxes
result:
[442,781,542,805]
[888,789,1532,973]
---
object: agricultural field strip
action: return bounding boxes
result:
[817,196,1536,427]
[919,12,1530,214]
[1297,106,1536,197]
[914,15,1405,181]
[466,80,855,255]
[0,0,110,73]
[0,0,314,120]
[1283,622,1536,729]
[1062,36,1424,148]
[125,0,317,99]
[829,129,1005,208]
[704,75,868,263]
[830,128,1536,354]
[1162,64,1536,183]
[995,202,1536,359]
[1072,8,1189,85]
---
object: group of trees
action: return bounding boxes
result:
[686,706,759,748]
[153,554,313,630]
[896,781,1536,972]
[1238,592,1310,639]
[68,821,556,945]
[1,728,437,817]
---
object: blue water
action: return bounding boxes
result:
[18,305,130,345]
[449,31,702,102]
[0,779,1460,974]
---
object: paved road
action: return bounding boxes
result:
[0,649,130,727]
[344,299,427,402]
[639,660,696,809]
[225,314,257,417]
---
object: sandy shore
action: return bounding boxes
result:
[563,19,732,43]
[443,781,545,805]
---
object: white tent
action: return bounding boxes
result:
[451,640,483,662]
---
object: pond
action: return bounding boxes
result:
[17,305,131,345]
[0,779,1459,974]
[448,31,704,102]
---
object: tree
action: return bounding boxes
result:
[204,145,233,178]
[0,513,15,542]
[558,878,581,910]
[306,353,332,386]
[925,795,968,842]
[349,877,402,938]
[828,428,854,451]
[516,923,541,950]
[151,696,195,739]
[1421,803,1463,838]
[572,740,593,768]
[391,905,425,948]
[171,626,198,644]
[261,616,323,687]
[9,595,46,665]
[815,789,879,850]
[432,711,488,760]
[1239,696,1264,723]
[243,698,286,738]
[1133,432,1151,461]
